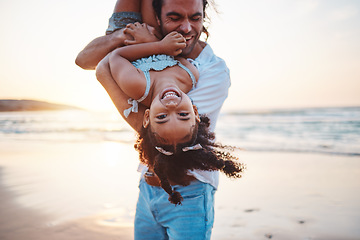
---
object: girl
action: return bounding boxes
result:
[107,24,200,151]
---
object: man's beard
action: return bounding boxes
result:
[159,23,200,58]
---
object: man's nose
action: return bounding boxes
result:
[179,19,191,34]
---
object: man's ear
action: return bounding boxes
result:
[193,105,200,123]
[143,109,150,128]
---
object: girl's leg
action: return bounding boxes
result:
[141,0,160,33]
[107,0,160,35]
[106,0,142,34]
[113,0,140,12]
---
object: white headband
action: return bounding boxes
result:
[155,144,203,156]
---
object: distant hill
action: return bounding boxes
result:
[0,99,81,112]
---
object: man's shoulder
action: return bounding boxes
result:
[197,42,221,61]
[197,41,211,58]
[196,43,228,70]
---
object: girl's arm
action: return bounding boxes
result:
[108,53,146,101]
[107,30,186,103]
[113,30,186,62]
[106,25,186,104]
[96,55,145,132]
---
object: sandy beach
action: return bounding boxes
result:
[0,140,359,240]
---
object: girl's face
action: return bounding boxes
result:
[143,86,200,146]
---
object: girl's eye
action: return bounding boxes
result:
[179,112,189,117]
[156,114,167,119]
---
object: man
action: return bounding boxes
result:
[76,0,230,238]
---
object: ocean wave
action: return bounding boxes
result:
[1,107,359,156]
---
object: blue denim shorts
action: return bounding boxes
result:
[134,178,216,240]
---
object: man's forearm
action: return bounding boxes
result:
[75,30,127,70]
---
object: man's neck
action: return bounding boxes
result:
[185,41,206,60]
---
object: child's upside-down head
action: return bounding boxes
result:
[136,110,246,205]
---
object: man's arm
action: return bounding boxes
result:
[75,29,130,70]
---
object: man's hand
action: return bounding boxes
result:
[124,22,160,45]
[160,32,186,56]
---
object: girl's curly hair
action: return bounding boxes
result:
[134,114,246,205]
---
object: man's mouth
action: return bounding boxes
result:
[184,36,193,43]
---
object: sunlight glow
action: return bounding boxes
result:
[0,0,359,111]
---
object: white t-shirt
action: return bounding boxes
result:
[139,43,231,189]
[187,44,230,189]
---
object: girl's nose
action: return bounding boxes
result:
[166,100,178,108]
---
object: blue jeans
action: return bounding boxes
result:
[134,178,216,240]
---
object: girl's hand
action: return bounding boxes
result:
[124,22,160,45]
[160,32,186,56]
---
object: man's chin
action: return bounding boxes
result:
[179,46,193,57]
[179,51,189,57]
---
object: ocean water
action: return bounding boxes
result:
[1,107,359,156]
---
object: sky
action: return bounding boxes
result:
[0,0,359,112]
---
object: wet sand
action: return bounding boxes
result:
[0,167,133,240]
[0,141,359,239]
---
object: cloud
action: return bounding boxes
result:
[330,5,358,21]
[296,0,320,15]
